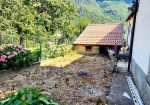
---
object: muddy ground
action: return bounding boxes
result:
[0,55,112,105]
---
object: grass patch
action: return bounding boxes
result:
[40,51,83,67]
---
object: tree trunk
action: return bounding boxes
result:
[0,35,1,45]
[20,36,24,46]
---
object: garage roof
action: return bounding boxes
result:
[73,24,123,45]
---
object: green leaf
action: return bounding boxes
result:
[14,99,21,105]
[26,93,33,99]
[0,98,10,105]
[20,100,27,105]
[49,99,59,105]
[39,96,51,105]
[31,100,38,105]
[16,89,25,99]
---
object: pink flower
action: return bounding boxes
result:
[8,54,15,59]
[23,48,27,51]
[0,58,6,62]
[16,49,19,52]
[12,51,18,55]
[20,49,26,53]
[14,45,19,49]
[18,46,22,49]
[1,55,7,59]
[6,52,11,56]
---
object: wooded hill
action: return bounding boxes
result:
[71,0,133,23]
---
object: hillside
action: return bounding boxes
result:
[71,0,133,23]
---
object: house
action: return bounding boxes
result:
[126,0,150,104]
[73,24,123,54]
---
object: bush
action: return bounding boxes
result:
[0,88,59,105]
[0,44,40,70]
[41,44,72,60]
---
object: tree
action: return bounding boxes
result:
[77,16,90,33]
[0,0,79,46]
[71,0,131,23]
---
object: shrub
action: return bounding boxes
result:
[0,44,40,70]
[0,88,59,105]
[41,44,72,60]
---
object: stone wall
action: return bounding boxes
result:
[74,45,85,53]
[74,45,99,54]
[131,59,150,105]
[91,46,99,54]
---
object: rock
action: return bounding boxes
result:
[55,84,58,88]
[49,85,53,89]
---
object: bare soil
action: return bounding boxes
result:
[0,55,112,105]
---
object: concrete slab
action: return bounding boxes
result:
[117,61,128,68]
[107,70,134,105]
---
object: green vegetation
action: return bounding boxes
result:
[0,88,59,105]
[41,44,72,60]
[0,0,133,61]
[0,44,74,70]
[0,44,40,70]
[0,0,79,45]
[40,51,83,67]
[77,16,90,33]
[0,0,82,61]
[71,0,132,23]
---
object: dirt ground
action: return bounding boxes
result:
[0,55,112,105]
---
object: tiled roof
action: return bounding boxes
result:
[73,24,123,45]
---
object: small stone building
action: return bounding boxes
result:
[73,24,123,54]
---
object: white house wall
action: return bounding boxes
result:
[131,0,150,104]
[132,0,150,75]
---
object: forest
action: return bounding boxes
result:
[0,0,132,45]
[0,0,133,61]
[72,0,133,23]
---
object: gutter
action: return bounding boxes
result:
[127,0,139,72]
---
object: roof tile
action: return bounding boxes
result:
[73,24,123,45]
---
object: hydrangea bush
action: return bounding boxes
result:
[0,44,40,70]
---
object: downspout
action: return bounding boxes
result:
[127,0,139,72]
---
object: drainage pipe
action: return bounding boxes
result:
[127,0,139,72]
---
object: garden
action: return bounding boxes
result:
[0,54,112,105]
[0,44,73,70]
[0,0,113,105]
[0,44,77,104]
[0,44,40,70]
[0,44,75,105]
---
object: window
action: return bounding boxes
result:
[86,46,92,51]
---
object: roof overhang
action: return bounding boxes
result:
[73,24,123,46]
